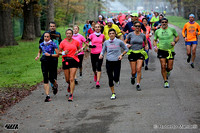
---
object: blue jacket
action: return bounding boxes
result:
[83,24,91,36]
[123,21,146,33]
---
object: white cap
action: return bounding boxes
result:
[189,14,195,18]
[99,15,102,18]
[107,18,114,23]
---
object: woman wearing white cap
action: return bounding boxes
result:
[97,15,106,33]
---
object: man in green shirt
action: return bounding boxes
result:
[153,18,179,88]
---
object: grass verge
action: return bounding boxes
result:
[167,16,200,29]
[0,24,84,89]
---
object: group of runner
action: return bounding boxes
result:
[35,11,200,102]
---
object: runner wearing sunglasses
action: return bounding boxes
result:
[153,18,179,88]
[124,21,148,91]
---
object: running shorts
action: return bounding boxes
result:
[157,49,175,59]
[62,57,79,69]
[128,52,144,62]
[185,41,198,46]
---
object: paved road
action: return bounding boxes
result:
[0,25,200,133]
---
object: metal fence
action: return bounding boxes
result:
[12,18,24,37]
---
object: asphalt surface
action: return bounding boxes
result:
[0,24,200,133]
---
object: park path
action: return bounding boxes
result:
[0,24,200,133]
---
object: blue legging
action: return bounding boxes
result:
[145,49,149,66]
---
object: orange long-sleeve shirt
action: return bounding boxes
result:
[182,22,200,41]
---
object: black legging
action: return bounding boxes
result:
[41,59,57,84]
[54,58,58,80]
[78,54,84,68]
[90,53,103,72]
[106,60,121,87]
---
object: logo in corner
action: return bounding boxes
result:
[4,123,19,130]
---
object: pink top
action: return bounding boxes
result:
[118,14,126,25]
[142,25,152,49]
[88,33,105,54]
[72,34,86,55]
[97,21,106,26]
[138,16,145,22]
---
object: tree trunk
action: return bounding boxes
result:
[45,0,54,31]
[194,5,198,20]
[33,0,41,37]
[72,13,76,26]
[0,0,18,46]
[97,0,101,17]
[177,0,182,16]
[22,0,35,40]
[34,16,41,37]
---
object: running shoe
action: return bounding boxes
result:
[52,83,58,95]
[110,93,116,100]
[67,85,70,93]
[167,72,170,79]
[164,81,169,88]
[44,96,51,102]
[136,84,141,91]
[145,66,148,70]
[96,81,100,88]
[190,63,194,68]
[131,77,135,85]
[94,74,97,82]
[68,94,73,102]
[80,72,82,77]
[75,79,78,85]
[187,56,191,63]
[114,81,120,87]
